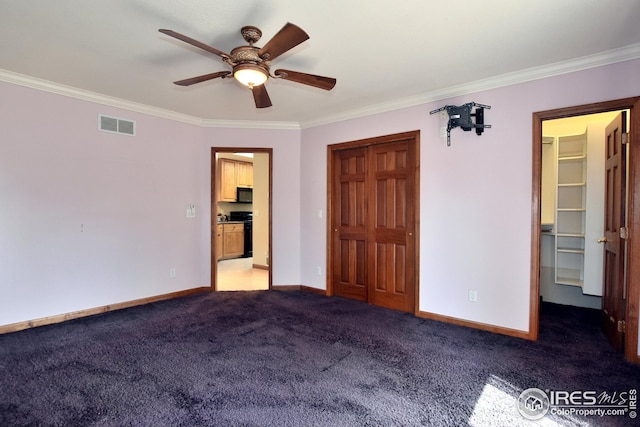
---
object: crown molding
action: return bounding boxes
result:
[299,43,640,129]
[3,42,639,131]
[0,69,300,130]
[199,118,300,130]
[0,69,203,125]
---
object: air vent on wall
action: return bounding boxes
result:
[98,114,136,136]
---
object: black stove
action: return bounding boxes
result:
[229,211,252,258]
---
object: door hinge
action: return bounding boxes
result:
[620,226,628,240]
[618,320,626,333]
[622,132,629,145]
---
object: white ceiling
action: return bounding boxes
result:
[2,0,640,127]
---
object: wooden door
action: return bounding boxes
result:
[367,141,416,312]
[602,112,627,351]
[330,133,417,313]
[332,147,368,302]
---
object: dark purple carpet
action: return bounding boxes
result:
[1,290,638,426]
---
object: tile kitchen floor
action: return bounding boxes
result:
[216,257,269,291]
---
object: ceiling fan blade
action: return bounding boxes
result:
[159,29,230,59]
[173,71,231,86]
[258,23,309,61]
[252,85,272,108]
[274,69,336,90]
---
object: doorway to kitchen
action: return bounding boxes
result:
[211,148,272,291]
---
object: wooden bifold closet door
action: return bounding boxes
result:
[330,132,418,313]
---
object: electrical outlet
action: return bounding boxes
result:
[316,266,322,276]
[468,290,477,302]
[169,268,176,278]
[440,126,447,138]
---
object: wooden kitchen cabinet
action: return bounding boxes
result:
[215,224,223,261]
[218,159,238,202]
[216,158,253,202]
[237,161,253,188]
[222,223,244,258]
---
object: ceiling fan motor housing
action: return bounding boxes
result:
[229,46,270,86]
[230,46,267,66]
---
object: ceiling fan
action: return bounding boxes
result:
[158,22,336,108]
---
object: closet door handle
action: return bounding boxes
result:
[597,237,608,243]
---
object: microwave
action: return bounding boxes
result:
[236,187,253,203]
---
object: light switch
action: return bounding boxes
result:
[186,203,196,218]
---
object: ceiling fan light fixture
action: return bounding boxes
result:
[233,64,268,87]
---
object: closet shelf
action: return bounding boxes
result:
[558,182,586,187]
[558,154,586,161]
[556,277,583,287]
[557,248,584,254]
[557,232,585,238]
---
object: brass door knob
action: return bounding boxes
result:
[597,237,608,243]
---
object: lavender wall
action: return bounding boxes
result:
[1,57,639,349]
[0,80,304,327]
[0,82,207,325]
[300,58,640,333]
